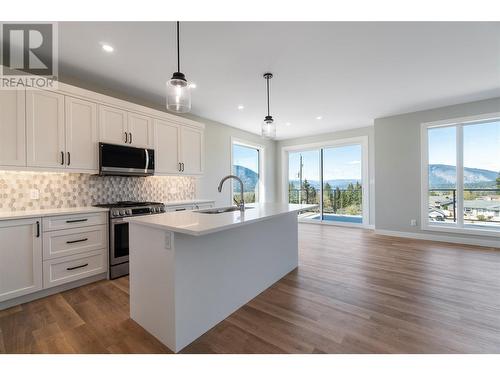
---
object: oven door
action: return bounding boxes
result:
[110,218,129,265]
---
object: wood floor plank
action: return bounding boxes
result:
[0,224,499,353]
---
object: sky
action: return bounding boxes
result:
[233,144,259,173]
[428,120,500,172]
[288,144,362,181]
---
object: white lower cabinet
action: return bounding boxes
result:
[0,218,42,302]
[0,212,108,306]
[43,249,106,288]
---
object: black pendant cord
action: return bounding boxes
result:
[266,76,270,117]
[176,21,180,73]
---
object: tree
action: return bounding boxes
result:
[324,183,333,211]
[303,179,311,204]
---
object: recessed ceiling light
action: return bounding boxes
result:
[316,116,323,120]
[237,105,245,110]
[101,43,114,53]
[189,83,197,89]
[285,122,291,126]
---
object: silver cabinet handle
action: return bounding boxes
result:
[182,163,185,172]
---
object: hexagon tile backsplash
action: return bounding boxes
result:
[0,171,197,211]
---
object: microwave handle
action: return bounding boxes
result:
[145,149,149,172]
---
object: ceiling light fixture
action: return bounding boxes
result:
[166,21,191,113]
[261,73,276,139]
[316,116,323,120]
[237,105,245,110]
[189,83,197,89]
[101,43,114,53]
[286,122,291,126]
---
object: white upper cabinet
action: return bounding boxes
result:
[0,218,43,302]
[0,90,26,166]
[98,105,128,145]
[26,90,65,168]
[180,127,204,175]
[65,97,98,171]
[154,119,180,174]
[128,112,154,148]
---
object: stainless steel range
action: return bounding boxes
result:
[94,201,165,279]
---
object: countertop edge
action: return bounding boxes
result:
[0,207,109,221]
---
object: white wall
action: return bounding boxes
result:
[275,126,375,226]
[374,96,500,243]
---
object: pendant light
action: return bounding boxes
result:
[261,73,276,139]
[166,21,191,113]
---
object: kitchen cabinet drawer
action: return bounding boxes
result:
[43,249,107,288]
[43,225,107,260]
[43,212,107,232]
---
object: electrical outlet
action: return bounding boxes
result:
[410,219,417,226]
[30,189,39,200]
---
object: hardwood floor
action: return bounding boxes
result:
[1,224,499,354]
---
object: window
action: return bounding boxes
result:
[284,137,369,226]
[232,141,262,204]
[422,114,500,235]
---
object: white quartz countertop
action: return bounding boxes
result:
[0,206,109,221]
[126,203,318,236]
[164,199,215,207]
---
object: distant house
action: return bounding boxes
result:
[435,199,500,222]
[463,200,500,220]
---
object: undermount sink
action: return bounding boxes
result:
[197,206,253,214]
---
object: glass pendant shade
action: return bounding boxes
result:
[166,73,191,113]
[261,116,276,139]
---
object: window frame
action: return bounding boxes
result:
[281,136,369,227]
[230,137,265,204]
[420,112,500,237]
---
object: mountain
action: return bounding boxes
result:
[429,164,498,188]
[233,165,258,192]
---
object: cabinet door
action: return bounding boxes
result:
[154,119,180,174]
[180,127,204,174]
[98,105,128,145]
[128,112,154,148]
[65,97,98,171]
[0,90,26,166]
[0,218,42,302]
[26,90,65,168]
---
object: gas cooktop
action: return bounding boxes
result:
[94,201,163,208]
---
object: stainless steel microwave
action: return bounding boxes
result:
[99,143,155,177]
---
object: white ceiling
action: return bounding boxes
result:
[58,22,500,140]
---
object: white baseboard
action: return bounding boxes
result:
[374,229,500,249]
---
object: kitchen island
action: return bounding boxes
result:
[126,203,317,352]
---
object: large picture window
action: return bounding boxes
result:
[422,114,500,235]
[231,140,262,204]
[283,137,369,226]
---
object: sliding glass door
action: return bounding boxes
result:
[322,145,363,223]
[286,138,368,225]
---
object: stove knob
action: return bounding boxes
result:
[126,209,132,216]
[155,207,161,213]
[120,209,126,216]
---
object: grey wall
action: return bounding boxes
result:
[275,126,375,226]
[374,97,500,240]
